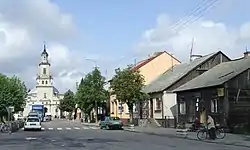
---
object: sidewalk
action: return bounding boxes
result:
[123,127,250,148]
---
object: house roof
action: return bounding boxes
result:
[143,51,224,93]
[173,57,250,92]
[131,51,181,71]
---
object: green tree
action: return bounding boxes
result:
[75,68,107,123]
[59,90,75,115]
[110,67,148,123]
[0,74,27,120]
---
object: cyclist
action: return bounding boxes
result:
[207,115,216,140]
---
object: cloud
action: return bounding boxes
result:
[0,0,82,93]
[136,14,250,61]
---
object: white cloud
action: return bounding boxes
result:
[0,0,83,93]
[136,14,250,61]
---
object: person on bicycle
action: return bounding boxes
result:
[207,115,216,140]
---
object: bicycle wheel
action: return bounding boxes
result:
[215,129,226,139]
[2,124,10,133]
[197,130,207,140]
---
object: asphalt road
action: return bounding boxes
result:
[0,120,248,150]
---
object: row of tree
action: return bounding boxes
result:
[58,68,107,122]
[59,65,147,123]
[0,73,27,120]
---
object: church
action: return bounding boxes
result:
[23,45,64,118]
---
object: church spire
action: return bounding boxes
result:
[41,41,48,57]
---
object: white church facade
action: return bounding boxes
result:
[23,45,64,118]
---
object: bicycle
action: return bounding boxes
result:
[197,124,226,140]
[0,122,11,133]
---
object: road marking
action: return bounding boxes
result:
[26,137,37,140]
[89,126,98,129]
[41,127,45,130]
[48,128,54,130]
[74,127,80,130]
[66,127,71,130]
[82,127,89,129]
[57,128,62,130]
[21,128,24,130]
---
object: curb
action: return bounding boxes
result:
[81,123,99,127]
[123,129,250,148]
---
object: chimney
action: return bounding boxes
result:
[244,51,250,58]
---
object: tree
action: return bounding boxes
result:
[0,74,27,120]
[58,90,75,114]
[110,67,148,123]
[75,68,107,123]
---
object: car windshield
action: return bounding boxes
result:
[27,118,39,122]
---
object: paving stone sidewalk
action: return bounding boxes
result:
[124,126,250,148]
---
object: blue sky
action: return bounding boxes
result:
[1,0,250,91]
[49,0,250,79]
[53,0,249,57]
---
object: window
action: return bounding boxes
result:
[44,93,47,98]
[155,98,161,110]
[45,81,48,84]
[125,104,129,113]
[27,118,39,122]
[111,102,114,114]
[42,81,44,84]
[43,68,46,74]
[211,99,218,113]
[195,98,199,112]
[179,101,186,115]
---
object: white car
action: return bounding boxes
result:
[24,117,42,131]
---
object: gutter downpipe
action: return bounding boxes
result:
[161,91,165,120]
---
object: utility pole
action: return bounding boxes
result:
[189,38,195,62]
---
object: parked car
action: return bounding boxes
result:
[100,116,123,130]
[24,117,42,131]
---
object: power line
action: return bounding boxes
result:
[172,0,220,33]
[171,0,214,29]
[108,0,222,70]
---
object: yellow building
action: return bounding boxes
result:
[109,51,181,123]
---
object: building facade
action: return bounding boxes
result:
[143,51,231,127]
[174,52,250,133]
[109,51,181,123]
[23,45,64,117]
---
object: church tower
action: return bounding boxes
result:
[36,44,53,87]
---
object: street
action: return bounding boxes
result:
[0,120,248,150]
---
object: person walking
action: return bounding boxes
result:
[207,115,216,140]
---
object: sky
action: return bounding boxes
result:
[0,0,250,93]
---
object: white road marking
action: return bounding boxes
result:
[48,128,54,130]
[82,127,89,129]
[57,128,62,130]
[21,128,24,130]
[74,127,80,130]
[66,127,71,130]
[89,126,98,129]
[41,127,45,130]
[26,137,37,140]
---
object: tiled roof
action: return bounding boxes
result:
[174,57,250,92]
[131,51,181,71]
[143,52,221,93]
